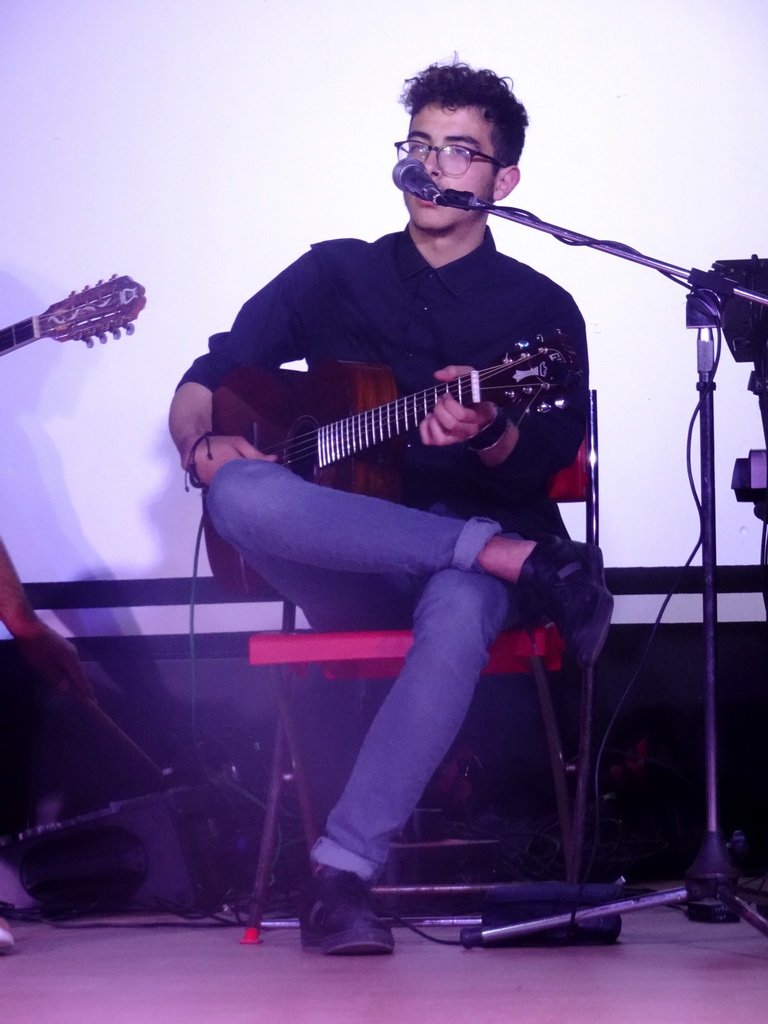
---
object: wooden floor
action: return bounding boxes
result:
[3,897,768,1024]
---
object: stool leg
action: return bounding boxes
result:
[241,670,320,943]
[276,675,320,853]
[530,655,574,880]
[567,663,594,883]
[240,716,289,943]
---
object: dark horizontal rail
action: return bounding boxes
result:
[24,575,281,609]
[22,566,766,611]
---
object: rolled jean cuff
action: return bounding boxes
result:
[311,836,379,882]
[451,516,503,572]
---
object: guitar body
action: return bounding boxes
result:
[205,361,403,597]
[212,361,402,498]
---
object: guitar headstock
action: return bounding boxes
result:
[477,330,581,414]
[37,275,147,347]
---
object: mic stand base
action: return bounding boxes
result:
[460,832,768,948]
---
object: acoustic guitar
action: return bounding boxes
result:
[206,332,580,596]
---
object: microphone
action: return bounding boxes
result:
[392,158,442,204]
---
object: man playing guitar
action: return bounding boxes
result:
[169,60,612,955]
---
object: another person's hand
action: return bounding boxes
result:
[14,618,96,701]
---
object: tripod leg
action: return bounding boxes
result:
[717,889,768,938]
[460,886,689,948]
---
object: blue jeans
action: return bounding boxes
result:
[207,459,521,880]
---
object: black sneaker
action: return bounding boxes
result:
[519,537,613,667]
[300,866,394,955]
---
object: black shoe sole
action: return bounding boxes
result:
[301,926,395,955]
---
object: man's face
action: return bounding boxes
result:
[402,103,519,237]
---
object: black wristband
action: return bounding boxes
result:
[465,409,508,452]
[184,431,214,491]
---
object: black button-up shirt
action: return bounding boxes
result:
[179,229,589,539]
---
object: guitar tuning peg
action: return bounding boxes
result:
[98,333,108,345]
[109,273,117,280]
[111,328,122,340]
[536,401,552,414]
[96,279,104,286]
[82,336,95,349]
[125,323,135,335]
[553,398,568,410]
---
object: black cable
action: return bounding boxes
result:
[390,916,465,945]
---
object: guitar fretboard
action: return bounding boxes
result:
[314,373,478,468]
[0,317,38,356]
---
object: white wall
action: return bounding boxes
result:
[1,0,766,626]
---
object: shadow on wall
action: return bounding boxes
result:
[0,271,181,827]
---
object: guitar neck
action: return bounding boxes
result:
[313,373,477,468]
[0,316,39,356]
[275,341,576,475]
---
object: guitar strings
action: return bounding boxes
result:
[270,364,548,469]
[262,363,519,467]
[260,359,553,469]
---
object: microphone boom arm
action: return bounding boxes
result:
[436,189,768,307]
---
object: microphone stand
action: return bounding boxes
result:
[435,188,768,947]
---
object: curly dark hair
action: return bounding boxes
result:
[401,61,529,166]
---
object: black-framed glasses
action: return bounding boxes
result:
[394,140,502,177]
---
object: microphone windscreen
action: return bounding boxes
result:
[392,158,441,202]
[392,157,424,192]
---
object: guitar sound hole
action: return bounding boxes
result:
[285,416,319,480]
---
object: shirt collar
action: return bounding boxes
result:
[394,228,498,295]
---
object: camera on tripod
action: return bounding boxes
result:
[713,256,768,523]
